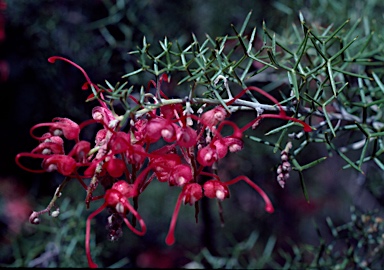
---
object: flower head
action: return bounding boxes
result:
[30,117,80,141]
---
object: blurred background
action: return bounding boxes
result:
[1,0,384,268]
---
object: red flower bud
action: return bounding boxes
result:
[160,103,183,120]
[145,117,164,142]
[108,132,131,154]
[111,180,135,198]
[200,106,227,127]
[197,145,218,167]
[31,138,65,155]
[169,164,193,186]
[150,154,182,182]
[212,139,228,159]
[86,185,146,268]
[92,106,116,126]
[146,117,177,143]
[42,155,77,176]
[30,117,80,141]
[68,140,91,162]
[223,137,244,152]
[103,158,126,178]
[127,144,147,165]
[176,126,197,148]
[203,180,230,200]
[95,129,107,146]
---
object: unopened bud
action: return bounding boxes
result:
[29,211,40,224]
[54,187,62,197]
[277,174,285,188]
[281,151,289,161]
[51,208,60,218]
[282,161,291,171]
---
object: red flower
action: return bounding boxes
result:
[169,164,193,186]
[30,117,80,141]
[165,183,203,246]
[86,180,146,268]
[42,155,77,176]
[197,145,218,167]
[31,136,64,155]
[176,126,197,148]
[203,179,230,200]
[200,106,227,127]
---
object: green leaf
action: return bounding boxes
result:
[324,19,350,43]
[300,157,327,171]
[239,10,253,36]
[372,71,384,93]
[122,68,144,78]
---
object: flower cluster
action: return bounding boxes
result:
[16,56,312,268]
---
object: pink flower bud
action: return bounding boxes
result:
[151,154,182,182]
[92,106,116,126]
[95,129,107,145]
[176,126,197,148]
[42,155,77,176]
[197,145,218,167]
[133,119,148,143]
[146,117,177,143]
[112,180,135,198]
[160,103,183,119]
[68,140,91,162]
[169,164,193,186]
[127,144,147,165]
[203,180,230,200]
[212,139,228,159]
[29,211,40,224]
[30,117,80,141]
[104,158,126,178]
[145,117,164,142]
[224,137,244,152]
[108,132,131,154]
[200,106,227,127]
[183,183,203,205]
[31,139,64,155]
[50,118,80,140]
[161,123,178,143]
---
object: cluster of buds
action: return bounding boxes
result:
[16,56,313,268]
[276,141,293,188]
